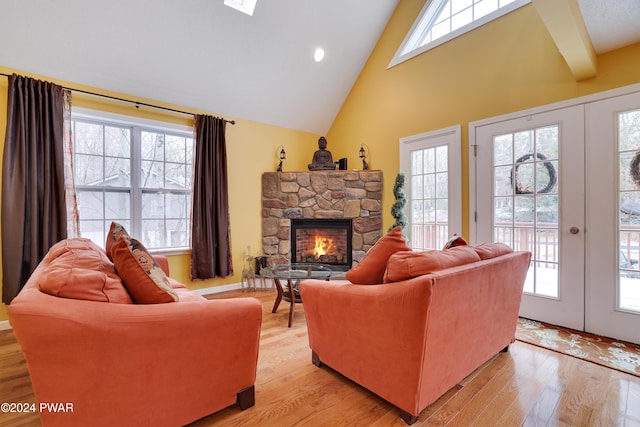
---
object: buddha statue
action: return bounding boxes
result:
[308,137,337,170]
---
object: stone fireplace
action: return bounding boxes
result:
[261,171,383,270]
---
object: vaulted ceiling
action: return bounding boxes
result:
[0,0,638,135]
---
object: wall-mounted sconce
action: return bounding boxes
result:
[277,145,286,172]
[359,144,370,170]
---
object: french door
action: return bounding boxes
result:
[472,87,640,344]
[474,106,585,331]
[586,91,640,344]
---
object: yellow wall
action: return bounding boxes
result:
[3,2,640,322]
[326,1,640,236]
[0,66,317,321]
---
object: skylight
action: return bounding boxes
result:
[389,0,530,68]
[224,0,257,16]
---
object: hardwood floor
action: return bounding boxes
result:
[2,289,640,426]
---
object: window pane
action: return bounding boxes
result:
[141,161,164,188]
[79,220,106,247]
[142,192,165,219]
[105,157,131,187]
[494,134,513,165]
[75,122,103,155]
[435,145,448,172]
[142,131,165,161]
[142,219,166,248]
[166,135,186,163]
[494,165,513,196]
[424,148,435,173]
[452,7,473,31]
[166,193,188,218]
[412,175,424,199]
[75,154,104,185]
[436,172,448,198]
[411,150,423,175]
[167,219,189,247]
[104,126,130,157]
[514,130,534,159]
[105,191,130,220]
[452,0,473,14]
[77,191,104,220]
[166,163,187,188]
[475,0,499,20]
[536,126,559,160]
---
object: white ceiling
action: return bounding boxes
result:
[0,0,639,135]
[0,0,398,135]
[577,0,640,54]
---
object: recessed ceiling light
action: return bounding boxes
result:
[314,48,325,63]
[224,0,257,16]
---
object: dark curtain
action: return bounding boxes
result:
[2,75,67,303]
[191,115,233,279]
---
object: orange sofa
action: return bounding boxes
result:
[8,238,262,426]
[300,243,531,424]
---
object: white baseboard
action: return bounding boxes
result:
[193,280,274,296]
[0,320,12,331]
[192,282,244,296]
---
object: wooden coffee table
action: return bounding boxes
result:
[270,263,332,327]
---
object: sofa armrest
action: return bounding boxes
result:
[8,292,262,426]
[299,278,433,410]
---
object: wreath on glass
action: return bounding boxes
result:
[510,152,557,194]
[630,151,640,187]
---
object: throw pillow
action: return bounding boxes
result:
[345,226,411,285]
[105,221,130,260]
[442,234,468,250]
[112,235,179,304]
[384,246,482,283]
[473,242,514,260]
[39,238,133,304]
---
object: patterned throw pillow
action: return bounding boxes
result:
[345,226,411,285]
[105,221,130,261]
[111,235,179,304]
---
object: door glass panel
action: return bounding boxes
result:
[618,109,640,312]
[493,126,560,297]
[411,145,449,250]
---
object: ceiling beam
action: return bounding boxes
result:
[532,0,597,81]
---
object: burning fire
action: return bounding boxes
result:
[313,235,335,258]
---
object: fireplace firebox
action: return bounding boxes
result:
[290,219,352,272]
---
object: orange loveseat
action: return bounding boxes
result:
[300,238,531,424]
[8,238,262,427]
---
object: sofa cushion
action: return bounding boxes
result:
[38,238,133,304]
[105,221,130,260]
[474,242,514,260]
[345,226,411,285]
[442,234,468,250]
[384,246,482,283]
[112,235,179,304]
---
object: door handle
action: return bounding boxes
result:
[569,226,580,234]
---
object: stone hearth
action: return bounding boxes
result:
[261,171,383,267]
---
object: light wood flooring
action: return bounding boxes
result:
[1,289,640,426]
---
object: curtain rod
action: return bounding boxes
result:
[0,72,236,125]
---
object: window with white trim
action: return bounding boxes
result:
[400,125,462,250]
[389,0,530,68]
[72,114,193,250]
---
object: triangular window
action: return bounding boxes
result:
[389,0,530,68]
